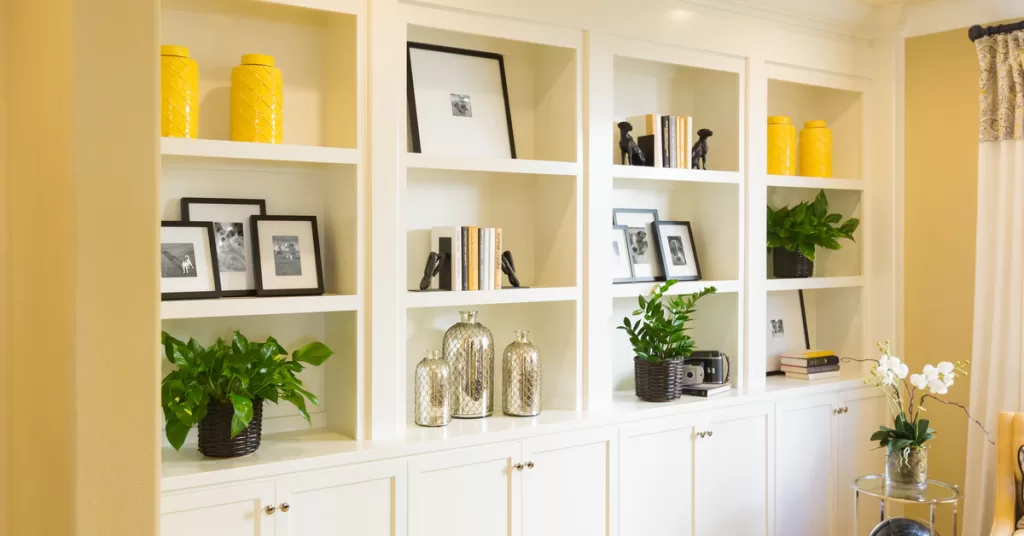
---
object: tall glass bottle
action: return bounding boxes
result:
[414,350,451,427]
[502,330,541,417]
[442,311,494,418]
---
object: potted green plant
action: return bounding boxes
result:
[619,281,716,402]
[161,331,333,458]
[766,189,860,278]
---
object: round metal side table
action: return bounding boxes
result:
[852,475,962,536]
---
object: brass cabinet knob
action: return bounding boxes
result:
[264,505,276,515]
[833,408,839,415]
[696,431,706,438]
[526,461,534,469]
[280,503,290,512]
[514,463,524,471]
[707,430,713,437]
[842,406,849,414]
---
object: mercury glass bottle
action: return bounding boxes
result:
[442,311,494,418]
[414,350,451,427]
[502,330,541,417]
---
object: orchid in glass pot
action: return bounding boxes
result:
[849,341,991,491]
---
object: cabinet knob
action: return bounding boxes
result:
[842,406,849,414]
[833,408,839,415]
[696,431,705,438]
[264,505,276,515]
[707,430,713,437]
[514,463,524,471]
[526,461,534,469]
[280,502,290,512]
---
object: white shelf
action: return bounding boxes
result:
[405,153,579,176]
[765,276,864,292]
[612,279,740,299]
[763,174,864,191]
[161,294,360,320]
[612,165,741,185]
[161,138,361,166]
[405,287,578,309]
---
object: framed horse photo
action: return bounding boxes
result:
[181,197,266,297]
[160,221,222,301]
[250,215,325,297]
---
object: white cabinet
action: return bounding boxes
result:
[619,405,769,536]
[161,481,276,536]
[408,428,616,536]
[838,389,887,536]
[161,460,405,536]
[775,393,839,536]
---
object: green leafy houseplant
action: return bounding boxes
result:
[161,331,333,451]
[766,189,860,262]
[618,281,716,363]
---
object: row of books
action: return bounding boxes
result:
[781,350,841,380]
[623,114,695,168]
[429,226,503,291]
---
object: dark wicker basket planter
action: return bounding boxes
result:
[772,247,814,278]
[634,357,686,402]
[198,398,263,458]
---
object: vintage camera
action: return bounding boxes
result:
[685,351,730,384]
[680,364,705,385]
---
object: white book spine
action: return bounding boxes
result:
[685,116,693,170]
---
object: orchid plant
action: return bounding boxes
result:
[852,341,990,456]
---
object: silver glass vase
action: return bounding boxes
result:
[443,311,494,418]
[414,350,451,427]
[885,445,928,491]
[503,330,541,417]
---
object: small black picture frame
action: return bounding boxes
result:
[181,197,267,298]
[651,220,702,282]
[250,215,325,297]
[611,225,636,284]
[407,42,516,158]
[612,208,663,282]
[160,221,222,301]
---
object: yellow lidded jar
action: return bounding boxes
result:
[767,116,796,176]
[799,119,833,178]
[231,54,283,143]
[160,45,199,138]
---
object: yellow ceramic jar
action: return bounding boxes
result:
[799,119,833,178]
[160,45,199,139]
[231,54,283,143]
[767,116,796,176]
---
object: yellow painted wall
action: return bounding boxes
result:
[905,27,979,535]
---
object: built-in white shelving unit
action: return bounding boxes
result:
[161,137,362,165]
[161,294,360,320]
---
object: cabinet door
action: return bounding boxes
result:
[161,481,276,536]
[694,406,769,536]
[521,427,616,536]
[775,393,839,536]
[408,441,521,536]
[838,389,886,536]
[276,459,406,536]
[618,414,698,536]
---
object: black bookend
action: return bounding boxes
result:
[438,237,452,290]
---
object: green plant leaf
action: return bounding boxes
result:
[165,417,191,451]
[293,342,334,366]
[228,393,253,438]
[283,393,311,423]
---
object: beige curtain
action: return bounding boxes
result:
[964,31,1024,535]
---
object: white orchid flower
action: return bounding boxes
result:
[922,364,938,380]
[893,360,909,379]
[910,373,928,390]
[928,377,948,394]
[936,362,955,375]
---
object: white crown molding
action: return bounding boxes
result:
[681,0,879,40]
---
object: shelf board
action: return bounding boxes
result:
[612,165,741,185]
[161,137,360,165]
[161,294,360,320]
[612,279,740,299]
[405,287,578,309]
[405,153,579,176]
[763,174,864,191]
[765,276,864,292]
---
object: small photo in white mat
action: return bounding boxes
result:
[611,225,635,283]
[652,221,701,281]
[251,215,324,296]
[160,221,221,300]
[613,208,662,282]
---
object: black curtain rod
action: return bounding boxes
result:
[969,21,1024,41]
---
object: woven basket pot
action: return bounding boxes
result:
[772,247,814,278]
[634,357,686,402]
[197,398,263,458]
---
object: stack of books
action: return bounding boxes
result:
[429,226,503,291]
[679,383,732,397]
[780,350,841,380]
[622,114,695,169]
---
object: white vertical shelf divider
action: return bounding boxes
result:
[746,56,769,387]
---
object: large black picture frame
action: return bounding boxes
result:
[180,197,267,298]
[407,41,517,158]
[651,220,702,282]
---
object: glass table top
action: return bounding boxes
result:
[853,475,961,504]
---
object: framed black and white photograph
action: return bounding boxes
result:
[407,42,516,159]
[611,225,635,283]
[766,290,810,373]
[160,221,221,301]
[181,197,266,297]
[652,221,701,281]
[250,215,324,297]
[612,208,663,282]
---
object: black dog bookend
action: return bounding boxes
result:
[617,121,646,166]
[691,128,713,170]
[418,252,443,290]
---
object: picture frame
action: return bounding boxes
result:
[160,221,221,301]
[612,208,663,282]
[652,221,701,281]
[250,215,325,297]
[765,290,810,374]
[407,42,516,159]
[181,197,267,297]
[611,225,636,283]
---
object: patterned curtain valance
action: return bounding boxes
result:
[977,31,1024,141]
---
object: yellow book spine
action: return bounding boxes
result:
[494,229,502,289]
[467,227,479,291]
[783,350,835,359]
